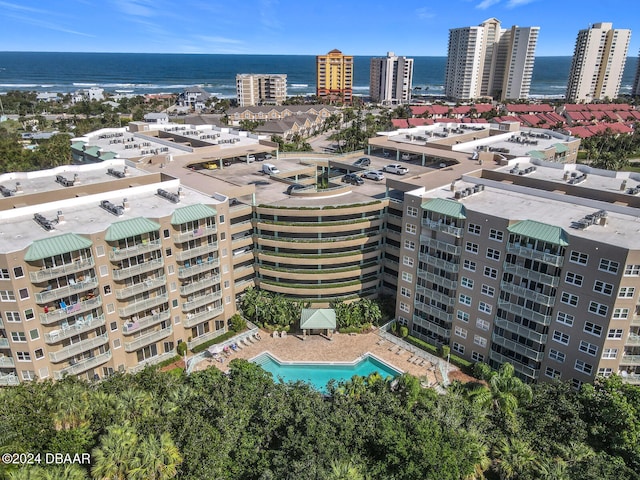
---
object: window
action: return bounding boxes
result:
[569,251,588,265]
[607,329,623,339]
[403,256,414,267]
[96,245,105,257]
[406,206,418,217]
[486,248,500,261]
[405,223,417,235]
[463,259,476,272]
[224,280,230,289]
[219,214,225,224]
[222,248,228,257]
[11,332,26,342]
[452,342,465,354]
[21,371,35,381]
[598,368,613,377]
[574,360,593,375]
[467,223,481,235]
[478,302,492,314]
[588,301,608,317]
[599,258,619,274]
[489,229,504,242]
[5,311,20,322]
[561,292,579,307]
[29,328,39,340]
[99,265,108,277]
[401,272,413,283]
[13,266,24,278]
[584,322,603,337]
[456,310,469,323]
[612,308,629,320]
[165,248,173,257]
[483,266,498,279]
[400,287,411,298]
[471,351,485,362]
[552,330,570,345]
[556,311,574,326]
[592,280,613,296]
[18,288,29,300]
[163,229,170,238]
[404,240,415,251]
[545,367,562,379]
[167,264,175,275]
[624,264,640,276]
[549,349,566,363]
[172,299,178,308]
[602,348,618,359]
[23,309,33,321]
[465,242,479,254]
[106,303,115,314]
[169,282,177,292]
[16,352,31,361]
[481,284,495,297]
[460,277,474,289]
[571,378,583,390]
[174,315,181,324]
[34,348,44,359]
[459,294,472,306]
[618,287,635,298]
[579,340,598,356]
[476,318,490,331]
[110,322,118,331]
[103,285,112,296]
[474,335,487,347]
[220,232,226,241]
[113,338,121,349]
[454,326,467,339]
[399,302,410,313]
[0,290,16,301]
[565,272,583,286]
[0,269,9,279]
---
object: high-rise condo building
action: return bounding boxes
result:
[632,50,640,97]
[566,22,631,103]
[316,49,353,105]
[369,52,414,105]
[445,18,539,102]
[236,74,287,107]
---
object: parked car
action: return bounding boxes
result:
[382,164,409,175]
[401,153,412,160]
[262,163,280,175]
[362,170,385,181]
[342,173,364,185]
[286,184,305,195]
[353,157,371,167]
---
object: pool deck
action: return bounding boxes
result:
[191,329,454,387]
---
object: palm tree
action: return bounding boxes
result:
[536,457,570,480]
[327,459,364,480]
[48,380,91,431]
[129,432,183,480]
[492,437,537,480]
[464,438,491,480]
[91,424,138,480]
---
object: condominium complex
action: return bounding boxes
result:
[632,50,640,97]
[316,49,353,105]
[444,18,539,102]
[566,22,631,103]
[369,52,414,105]
[236,74,287,107]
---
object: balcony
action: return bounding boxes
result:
[620,354,640,366]
[129,351,177,374]
[173,224,217,243]
[122,310,171,335]
[494,317,547,344]
[35,278,99,304]
[0,338,7,348]
[416,286,456,306]
[497,299,553,325]
[115,276,166,300]
[187,328,227,350]
[626,333,640,346]
[631,315,640,327]
[0,373,19,386]
[109,240,162,261]
[45,314,106,344]
[49,333,110,363]
[178,257,220,279]
[491,333,545,362]
[421,218,463,237]
[0,356,15,368]
[29,258,95,283]
[183,305,225,328]
[416,269,457,290]
[413,302,453,323]
[418,253,459,273]
[489,350,539,380]
[182,290,223,312]
[503,263,560,287]
[506,244,564,267]
[180,274,221,296]
[621,373,640,385]
[176,242,219,261]
[419,236,462,255]
[500,282,556,306]
[124,326,173,353]
[40,296,102,325]
[112,258,164,280]
[53,351,112,380]
[412,314,451,339]
[118,294,169,318]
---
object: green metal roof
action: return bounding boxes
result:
[83,146,100,157]
[421,198,466,219]
[24,233,93,262]
[300,308,336,330]
[527,150,547,159]
[508,220,569,246]
[170,204,217,225]
[99,151,118,160]
[105,217,160,242]
[554,143,569,153]
[71,142,86,151]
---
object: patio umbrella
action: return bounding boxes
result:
[208,345,223,355]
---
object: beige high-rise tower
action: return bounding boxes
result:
[369,52,414,105]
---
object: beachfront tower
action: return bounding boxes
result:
[566,22,631,103]
[236,74,287,107]
[316,49,353,105]
[632,49,640,97]
[369,52,414,105]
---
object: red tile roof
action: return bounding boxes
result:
[391,119,409,129]
[505,103,553,113]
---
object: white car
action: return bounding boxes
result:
[382,164,409,175]
[362,170,385,181]
[401,153,412,160]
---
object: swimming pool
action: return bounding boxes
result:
[251,352,402,391]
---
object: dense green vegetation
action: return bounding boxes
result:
[0,362,638,479]
[580,124,640,171]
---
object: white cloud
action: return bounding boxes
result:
[196,35,244,45]
[506,0,535,7]
[476,0,501,9]
[416,7,435,20]
[112,0,156,17]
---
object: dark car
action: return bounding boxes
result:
[342,173,364,185]
[286,184,305,194]
[353,157,371,167]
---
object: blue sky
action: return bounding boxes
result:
[0,0,638,56]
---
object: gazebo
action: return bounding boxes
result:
[300,308,336,339]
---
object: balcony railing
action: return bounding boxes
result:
[418,253,459,273]
[506,244,564,267]
[183,305,225,328]
[416,286,456,306]
[128,351,177,374]
[176,242,219,261]
[497,299,553,325]
[421,218,463,237]
[416,269,458,290]
[53,351,112,380]
[29,258,95,283]
[0,373,19,386]
[112,258,164,280]
[503,263,560,287]
[122,310,171,335]
[500,282,556,306]
[187,327,227,350]
[44,314,106,344]
[494,317,547,344]
[118,294,169,318]
[182,291,223,312]
[124,326,173,353]
[0,356,15,368]
[35,278,99,304]
[0,338,8,348]
[180,275,221,296]
[115,276,166,300]
[631,315,640,327]
[412,314,451,338]
[109,240,162,261]
[40,296,102,325]
[178,257,220,279]
[620,354,640,366]
[489,350,539,380]
[626,333,640,347]
[491,333,545,362]
[49,333,110,363]
[173,224,217,243]
[621,373,640,385]
[413,303,453,323]
[419,236,462,255]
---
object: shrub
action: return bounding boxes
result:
[440,345,450,359]
[391,321,398,334]
[176,342,187,357]
[191,331,237,354]
[229,314,246,333]
[399,326,409,338]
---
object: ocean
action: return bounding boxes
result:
[0,52,637,100]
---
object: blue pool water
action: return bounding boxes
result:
[251,353,402,391]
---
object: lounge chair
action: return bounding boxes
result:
[254,333,261,340]
[281,331,287,338]
[272,331,279,338]
[388,345,396,352]
[407,356,415,363]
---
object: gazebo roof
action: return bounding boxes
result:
[300,308,336,330]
